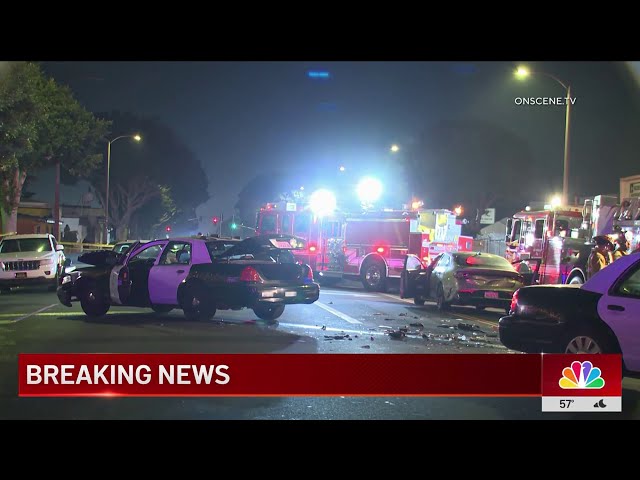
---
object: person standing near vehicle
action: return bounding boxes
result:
[612,232,631,261]
[588,236,613,277]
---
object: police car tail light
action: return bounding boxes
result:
[240,266,263,283]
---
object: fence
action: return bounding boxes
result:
[473,236,506,257]
[60,242,111,254]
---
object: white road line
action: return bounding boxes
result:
[320,291,376,298]
[314,301,362,324]
[11,304,58,323]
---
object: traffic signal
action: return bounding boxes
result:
[212,216,219,225]
[165,226,171,233]
[231,222,237,230]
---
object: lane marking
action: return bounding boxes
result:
[320,291,377,298]
[10,304,57,323]
[378,292,414,304]
[314,301,362,324]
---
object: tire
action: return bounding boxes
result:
[413,296,425,306]
[253,304,285,322]
[562,328,617,354]
[568,275,584,285]
[180,285,216,321]
[80,288,110,318]
[436,284,450,311]
[361,261,387,292]
[151,305,173,314]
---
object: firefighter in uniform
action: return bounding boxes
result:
[588,236,614,278]
[612,232,630,261]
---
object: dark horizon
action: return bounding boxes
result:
[29,61,640,230]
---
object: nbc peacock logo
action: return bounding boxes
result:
[559,361,605,389]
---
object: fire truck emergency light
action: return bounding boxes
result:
[309,189,337,217]
[357,177,383,204]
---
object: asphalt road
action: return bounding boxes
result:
[1,279,639,419]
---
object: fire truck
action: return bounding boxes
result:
[332,208,473,292]
[255,201,344,281]
[505,175,640,285]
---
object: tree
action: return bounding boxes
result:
[403,119,536,235]
[90,112,209,241]
[0,62,110,233]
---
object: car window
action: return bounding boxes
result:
[613,263,640,299]
[260,214,277,233]
[129,244,165,264]
[0,238,51,253]
[454,253,515,270]
[406,255,422,271]
[159,241,192,265]
[206,240,239,260]
[294,213,311,236]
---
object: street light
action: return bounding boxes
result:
[390,144,400,153]
[515,65,572,205]
[104,134,142,243]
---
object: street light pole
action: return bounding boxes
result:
[563,84,572,206]
[515,67,572,205]
[103,134,141,244]
[104,140,111,244]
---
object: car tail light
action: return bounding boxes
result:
[240,266,263,282]
[306,266,314,281]
[376,247,385,254]
[509,289,519,314]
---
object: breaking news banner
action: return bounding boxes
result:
[18,354,621,407]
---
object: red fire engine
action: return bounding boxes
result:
[255,201,344,278]
[334,208,473,291]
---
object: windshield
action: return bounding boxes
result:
[0,238,51,254]
[454,252,514,270]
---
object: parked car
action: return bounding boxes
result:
[499,253,640,374]
[178,234,319,321]
[0,234,67,292]
[400,251,526,314]
[57,236,239,317]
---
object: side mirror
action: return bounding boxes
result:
[56,244,65,251]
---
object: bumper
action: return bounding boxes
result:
[251,282,320,305]
[455,291,512,309]
[57,284,74,307]
[0,272,56,288]
[499,314,564,353]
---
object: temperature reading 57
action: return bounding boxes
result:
[560,399,575,409]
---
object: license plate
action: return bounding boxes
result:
[285,291,297,297]
[484,291,499,299]
[15,272,27,279]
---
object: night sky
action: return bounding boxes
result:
[32,61,640,225]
